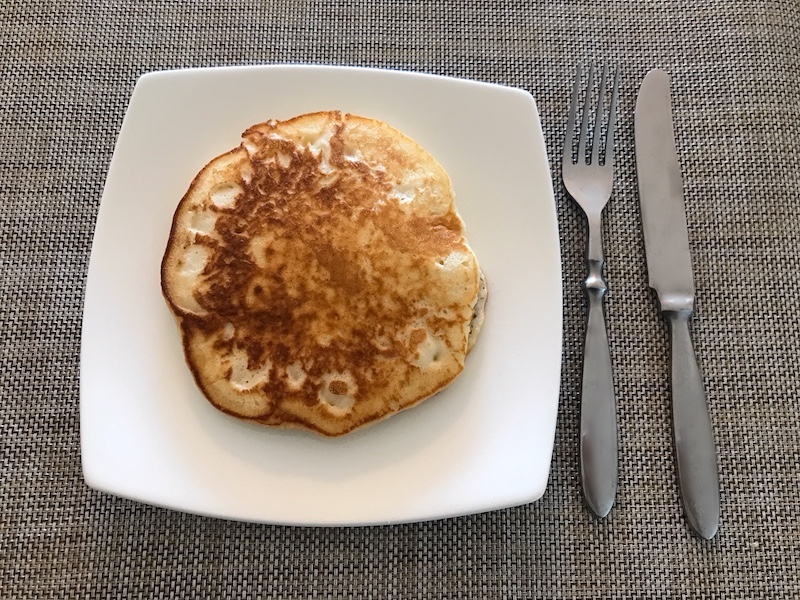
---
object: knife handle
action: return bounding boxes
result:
[580,259,618,518]
[667,310,720,539]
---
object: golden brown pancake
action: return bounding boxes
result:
[161,111,485,436]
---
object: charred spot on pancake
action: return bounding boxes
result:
[328,380,348,395]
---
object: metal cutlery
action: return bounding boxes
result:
[634,68,720,539]
[562,64,620,518]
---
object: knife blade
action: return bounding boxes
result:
[634,69,720,540]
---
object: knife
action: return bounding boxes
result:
[634,69,720,540]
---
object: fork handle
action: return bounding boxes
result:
[667,310,719,539]
[580,258,618,518]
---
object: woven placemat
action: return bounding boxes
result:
[1,1,798,597]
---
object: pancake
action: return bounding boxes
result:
[161,111,485,436]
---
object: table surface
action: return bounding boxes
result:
[2,1,798,598]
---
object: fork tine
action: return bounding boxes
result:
[578,64,595,165]
[564,64,581,167]
[591,65,608,165]
[605,66,620,167]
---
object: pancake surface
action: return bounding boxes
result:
[161,111,483,436]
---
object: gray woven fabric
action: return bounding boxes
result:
[1,0,798,597]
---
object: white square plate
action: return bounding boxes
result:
[81,65,562,526]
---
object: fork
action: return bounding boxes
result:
[562,64,620,518]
